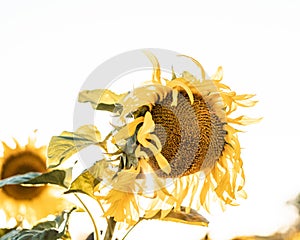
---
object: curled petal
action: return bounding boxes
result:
[119,85,171,120]
[211,66,224,82]
[135,145,149,160]
[144,50,161,84]
[178,55,206,80]
[137,112,155,146]
[113,117,144,143]
[154,153,171,174]
[147,134,162,151]
[233,93,256,101]
[227,115,262,125]
[167,78,194,104]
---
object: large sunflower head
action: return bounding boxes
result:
[78,51,260,225]
[0,135,69,227]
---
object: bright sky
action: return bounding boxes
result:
[1,1,300,240]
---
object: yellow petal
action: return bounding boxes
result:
[178,55,206,80]
[139,112,155,136]
[236,100,258,108]
[155,153,171,174]
[138,158,156,175]
[144,50,161,84]
[135,145,149,160]
[211,66,224,82]
[118,84,171,120]
[233,93,256,101]
[137,112,155,146]
[146,134,162,151]
[176,182,189,206]
[237,189,247,199]
[214,81,231,91]
[113,116,144,143]
[227,115,262,126]
[200,177,210,206]
[171,89,179,106]
[167,78,194,104]
[141,136,169,174]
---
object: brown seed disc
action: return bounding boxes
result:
[1,152,47,200]
[145,91,227,178]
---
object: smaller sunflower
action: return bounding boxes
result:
[0,135,69,227]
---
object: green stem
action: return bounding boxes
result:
[121,220,140,240]
[97,200,114,235]
[104,217,117,240]
[74,194,100,240]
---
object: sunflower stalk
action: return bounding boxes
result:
[74,194,101,240]
[104,218,117,240]
[121,220,141,240]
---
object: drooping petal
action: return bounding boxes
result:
[146,134,162,151]
[135,145,149,160]
[154,153,171,175]
[118,84,171,120]
[211,66,224,82]
[227,115,262,125]
[179,55,206,80]
[113,117,144,143]
[137,112,155,147]
[144,50,161,84]
[167,78,194,104]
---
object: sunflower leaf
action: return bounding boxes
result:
[0,230,22,240]
[143,206,209,227]
[0,229,16,238]
[25,169,72,188]
[65,170,100,198]
[0,169,71,189]
[47,125,102,168]
[0,209,75,240]
[78,89,126,112]
[0,172,41,188]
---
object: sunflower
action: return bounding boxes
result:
[86,52,259,225]
[0,136,69,227]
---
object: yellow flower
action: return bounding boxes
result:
[88,52,259,225]
[97,166,141,226]
[0,136,69,227]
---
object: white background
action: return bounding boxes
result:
[1,1,300,239]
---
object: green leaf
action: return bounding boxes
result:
[96,103,120,112]
[65,171,99,198]
[16,229,59,240]
[0,172,41,188]
[0,169,71,189]
[88,160,110,181]
[144,207,209,227]
[0,209,75,240]
[78,89,127,112]
[0,229,16,238]
[47,125,102,168]
[65,160,109,198]
[26,169,72,188]
[0,230,20,240]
